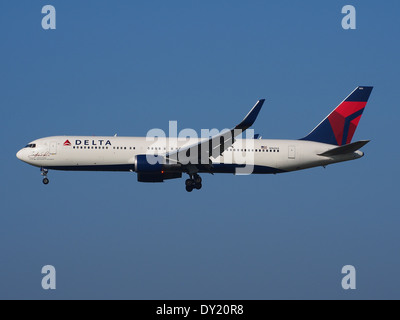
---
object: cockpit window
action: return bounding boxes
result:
[25,144,36,148]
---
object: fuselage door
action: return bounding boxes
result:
[49,141,57,155]
[288,146,296,159]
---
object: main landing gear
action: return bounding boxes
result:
[41,168,50,185]
[185,174,202,192]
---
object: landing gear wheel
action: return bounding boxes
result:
[195,183,202,190]
[185,179,194,187]
[185,174,202,191]
[41,168,49,185]
[194,174,202,184]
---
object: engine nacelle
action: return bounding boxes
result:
[137,172,182,182]
[137,173,164,182]
[135,154,163,173]
[135,155,182,183]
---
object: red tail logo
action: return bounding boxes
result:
[63,140,71,146]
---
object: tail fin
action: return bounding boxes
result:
[301,86,373,146]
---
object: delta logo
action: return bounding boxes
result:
[63,140,72,146]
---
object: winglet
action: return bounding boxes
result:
[235,99,265,132]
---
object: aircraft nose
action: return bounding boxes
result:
[16,149,24,161]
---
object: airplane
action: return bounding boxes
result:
[16,86,373,192]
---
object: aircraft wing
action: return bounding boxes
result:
[165,99,265,168]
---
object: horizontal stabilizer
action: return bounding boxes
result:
[318,140,370,157]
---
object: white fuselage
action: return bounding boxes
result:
[16,136,363,175]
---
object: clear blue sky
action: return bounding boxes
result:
[1,1,399,299]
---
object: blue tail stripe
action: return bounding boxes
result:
[345,86,373,102]
[300,118,337,145]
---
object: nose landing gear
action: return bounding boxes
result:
[185,174,202,192]
[41,168,50,185]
